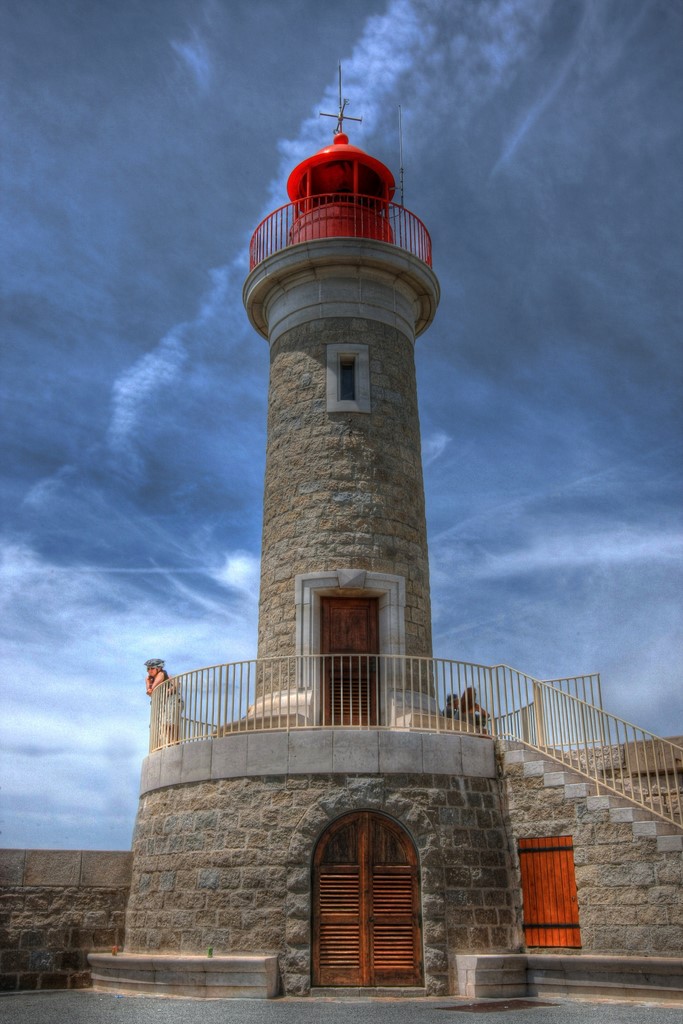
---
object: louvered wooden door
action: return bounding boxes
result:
[518,836,582,948]
[321,597,378,726]
[312,811,423,988]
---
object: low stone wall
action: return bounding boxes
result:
[0,849,132,992]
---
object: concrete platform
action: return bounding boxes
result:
[87,953,279,999]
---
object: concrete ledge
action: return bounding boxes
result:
[88,953,280,999]
[455,954,683,1004]
[0,849,132,888]
[140,729,496,794]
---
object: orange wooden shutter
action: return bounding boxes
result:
[518,836,581,948]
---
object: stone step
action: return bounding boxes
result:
[543,771,574,787]
[502,741,683,848]
[609,805,652,823]
[564,781,593,799]
[311,987,428,998]
[657,834,683,852]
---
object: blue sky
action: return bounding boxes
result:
[1,0,681,850]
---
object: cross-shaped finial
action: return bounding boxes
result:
[320,63,362,135]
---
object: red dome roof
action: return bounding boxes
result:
[287,133,395,203]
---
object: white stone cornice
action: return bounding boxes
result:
[243,238,440,345]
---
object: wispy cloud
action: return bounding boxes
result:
[106,258,244,473]
[490,37,582,177]
[108,328,188,456]
[170,30,212,93]
[473,528,683,580]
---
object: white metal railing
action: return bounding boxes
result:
[148,656,682,828]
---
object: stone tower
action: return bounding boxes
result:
[243,131,439,667]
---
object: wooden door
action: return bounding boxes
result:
[321,597,378,726]
[518,836,582,948]
[312,811,423,988]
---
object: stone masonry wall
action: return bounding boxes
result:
[258,316,432,659]
[499,755,683,956]
[0,849,132,992]
[125,772,516,995]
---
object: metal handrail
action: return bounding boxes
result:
[149,655,682,829]
[248,194,433,270]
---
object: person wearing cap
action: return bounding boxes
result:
[145,658,181,744]
[145,658,168,696]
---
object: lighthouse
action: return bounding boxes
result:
[112,120,521,1000]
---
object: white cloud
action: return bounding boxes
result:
[423,430,451,466]
[212,550,260,595]
[0,538,258,847]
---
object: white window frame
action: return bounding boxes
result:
[326,344,371,413]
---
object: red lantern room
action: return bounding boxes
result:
[287,132,396,245]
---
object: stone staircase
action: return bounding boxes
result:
[501,742,683,852]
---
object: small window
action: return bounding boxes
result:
[339,358,356,401]
[327,344,370,413]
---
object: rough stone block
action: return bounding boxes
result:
[181,741,212,784]
[246,732,288,775]
[379,730,423,773]
[288,730,333,773]
[0,849,25,886]
[211,735,248,779]
[24,850,81,887]
[80,852,133,888]
[157,744,183,788]
[332,730,379,773]
[422,733,463,775]
[139,755,155,794]
[460,735,496,778]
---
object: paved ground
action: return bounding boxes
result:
[1,993,682,1024]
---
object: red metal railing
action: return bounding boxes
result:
[249,194,432,270]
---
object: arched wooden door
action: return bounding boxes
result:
[312,811,423,988]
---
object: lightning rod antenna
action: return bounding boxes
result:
[320,62,362,135]
[398,104,405,206]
